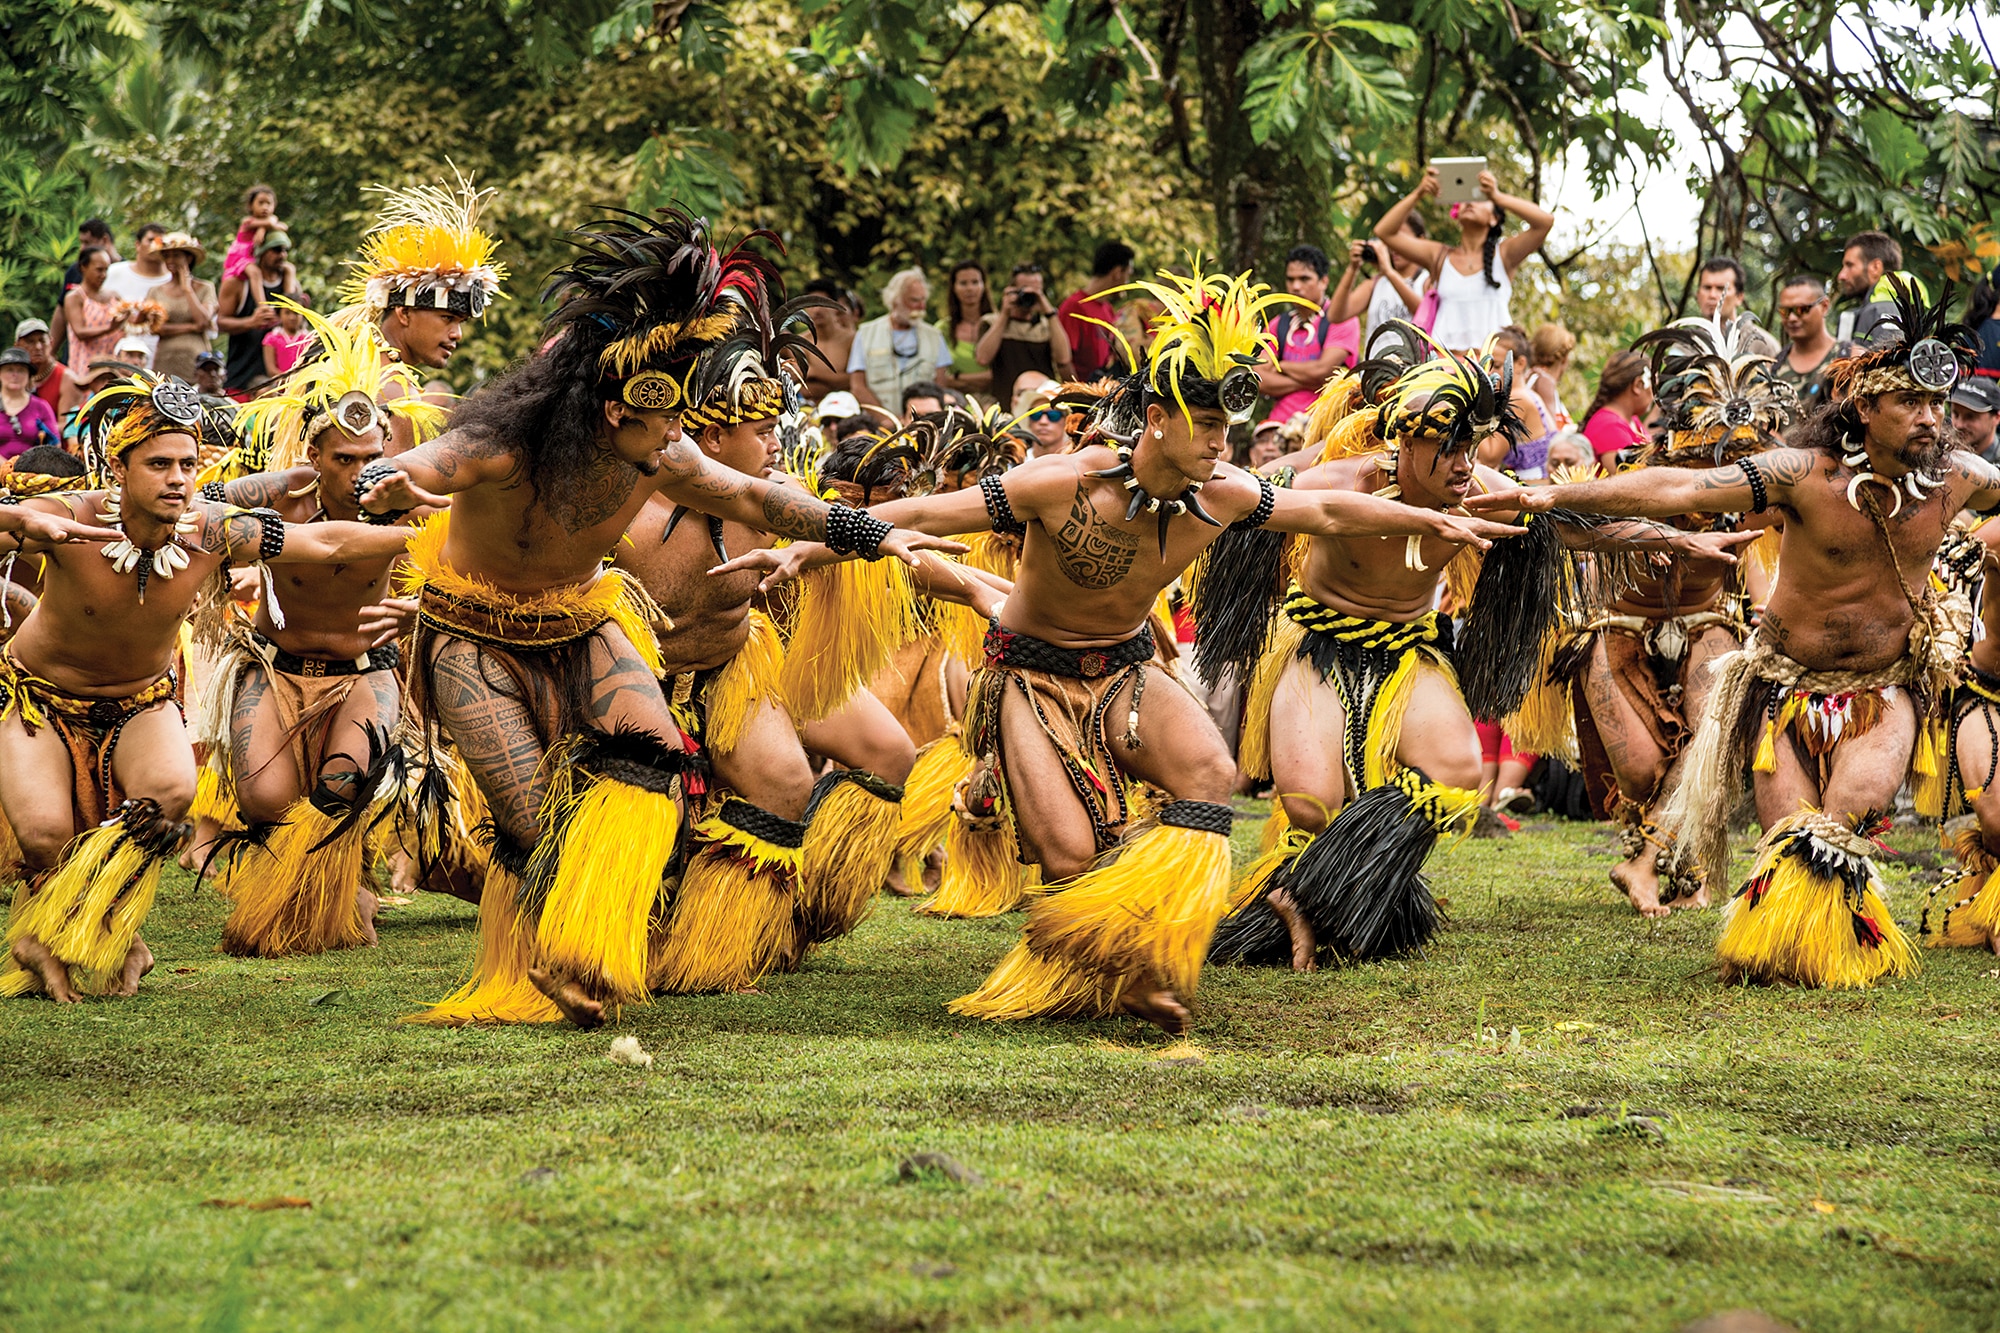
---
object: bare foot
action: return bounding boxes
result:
[356,886,379,946]
[179,817,222,876]
[111,937,154,997]
[1675,884,1712,911]
[421,858,483,906]
[921,848,944,894]
[1988,932,1999,956]
[883,861,920,898]
[528,966,604,1029]
[1611,858,1670,919]
[389,849,417,898]
[1119,985,1190,1036]
[1267,887,1317,972]
[10,935,78,1003]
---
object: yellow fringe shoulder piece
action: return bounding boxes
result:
[1022,822,1234,1001]
[526,754,680,1007]
[1297,372,1364,456]
[404,860,560,1025]
[1316,406,1385,464]
[798,773,900,947]
[778,555,922,724]
[1924,827,2000,948]
[219,798,375,957]
[1717,811,1918,989]
[650,813,801,995]
[0,823,166,997]
[948,937,1124,1022]
[897,738,974,878]
[704,609,784,758]
[1238,616,1306,782]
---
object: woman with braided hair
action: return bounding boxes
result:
[1374,165,1553,354]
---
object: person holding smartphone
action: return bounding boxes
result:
[976,262,1072,412]
[1374,165,1554,353]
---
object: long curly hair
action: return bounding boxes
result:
[445,332,606,502]
[1787,397,1855,456]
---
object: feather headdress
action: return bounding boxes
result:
[1631,315,1795,466]
[233,300,446,470]
[683,231,832,430]
[78,371,230,484]
[934,399,1030,486]
[1093,259,1307,422]
[338,169,506,322]
[541,207,748,412]
[1366,320,1523,458]
[1826,275,1978,402]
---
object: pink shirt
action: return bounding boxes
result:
[263,327,310,376]
[1583,407,1647,463]
[1267,306,1360,424]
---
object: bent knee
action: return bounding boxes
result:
[1279,792,1338,836]
[16,824,72,870]
[1424,754,1486,795]
[1175,752,1239,804]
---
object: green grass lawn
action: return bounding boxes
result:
[5,811,1999,1333]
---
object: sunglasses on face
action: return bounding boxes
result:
[1777,303,1823,317]
[1027,409,1064,423]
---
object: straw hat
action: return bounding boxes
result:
[155,232,206,264]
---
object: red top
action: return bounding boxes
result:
[31,365,62,414]
[1058,290,1117,381]
[1583,407,1648,462]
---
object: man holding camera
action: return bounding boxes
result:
[977,262,1072,412]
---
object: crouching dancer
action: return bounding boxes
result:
[196,303,445,956]
[724,264,1516,1033]
[355,207,959,1028]
[1474,280,1994,988]
[1,374,414,1001]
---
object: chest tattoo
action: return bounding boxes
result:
[544,453,638,534]
[1051,481,1140,590]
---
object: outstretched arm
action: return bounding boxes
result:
[196,504,413,566]
[1550,514,1763,564]
[1956,451,2000,514]
[0,501,125,552]
[1467,449,1818,520]
[357,427,516,513]
[1263,486,1518,550]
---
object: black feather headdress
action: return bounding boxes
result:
[684,231,838,429]
[1631,315,1795,466]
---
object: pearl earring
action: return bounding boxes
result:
[1152,429,1163,438]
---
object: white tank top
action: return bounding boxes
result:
[1366,269,1426,338]
[1430,255,1511,352]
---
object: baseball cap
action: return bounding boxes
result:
[0,348,31,369]
[257,230,293,256]
[1951,377,2000,413]
[1252,418,1282,438]
[817,390,861,421]
[13,318,48,340]
[194,350,226,370]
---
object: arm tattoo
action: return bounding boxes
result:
[1051,480,1140,590]
[222,472,291,511]
[427,429,510,482]
[760,486,830,542]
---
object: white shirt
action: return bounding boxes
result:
[1429,257,1511,353]
[1366,269,1426,341]
[101,262,175,359]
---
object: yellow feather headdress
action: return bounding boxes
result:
[1093,258,1310,424]
[78,371,232,484]
[337,169,507,322]
[233,300,446,470]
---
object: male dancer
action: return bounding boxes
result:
[335,174,505,455]
[1200,327,1755,971]
[354,208,959,1028]
[723,266,1519,1033]
[1475,280,1993,987]
[195,303,447,955]
[1930,514,2000,950]
[1,374,416,1002]
[1566,317,1795,916]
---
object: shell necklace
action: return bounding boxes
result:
[1842,443,1946,518]
[98,488,198,603]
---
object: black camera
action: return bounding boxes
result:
[1013,288,1040,313]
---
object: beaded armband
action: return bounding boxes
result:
[824,504,892,561]
[353,459,410,525]
[980,474,1025,536]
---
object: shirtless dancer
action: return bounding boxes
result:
[1475,280,1994,988]
[1569,316,1795,917]
[354,208,957,1028]
[195,303,448,955]
[1,373,415,1002]
[335,174,504,457]
[729,266,1518,1032]
[1929,513,2000,950]
[1203,328,1755,971]
[619,402,1006,991]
